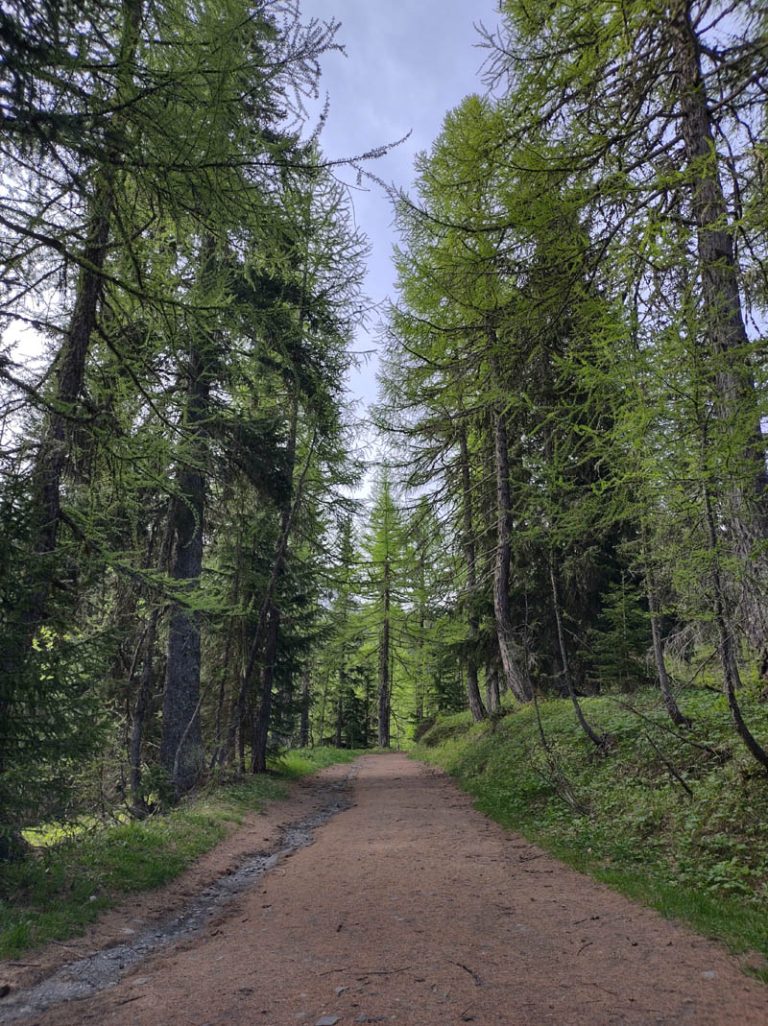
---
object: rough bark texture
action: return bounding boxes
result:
[250,605,280,774]
[458,425,487,721]
[485,658,501,716]
[160,346,209,796]
[491,394,532,703]
[671,0,768,648]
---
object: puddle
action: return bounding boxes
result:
[0,766,358,1023]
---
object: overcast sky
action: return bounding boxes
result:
[304,0,502,414]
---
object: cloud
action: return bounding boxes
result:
[303,0,501,408]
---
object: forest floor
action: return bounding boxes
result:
[1,752,766,1026]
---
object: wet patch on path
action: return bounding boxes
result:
[0,764,358,1024]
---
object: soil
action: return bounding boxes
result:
[1,752,767,1026]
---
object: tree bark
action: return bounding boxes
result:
[490,371,532,703]
[702,482,768,773]
[485,657,501,716]
[550,560,605,749]
[160,344,209,796]
[299,666,311,747]
[378,564,391,748]
[129,608,160,814]
[459,424,487,720]
[671,0,768,649]
[250,604,280,773]
[229,409,315,770]
[641,526,691,728]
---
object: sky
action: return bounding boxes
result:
[303,0,502,413]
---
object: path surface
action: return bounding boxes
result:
[4,753,767,1025]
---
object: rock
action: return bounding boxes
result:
[315,1017,340,1026]
[0,985,11,999]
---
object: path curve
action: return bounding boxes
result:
[7,753,768,1025]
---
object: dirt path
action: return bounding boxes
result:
[3,753,767,1025]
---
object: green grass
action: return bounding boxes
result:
[0,747,363,959]
[413,688,768,967]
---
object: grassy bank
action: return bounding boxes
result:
[0,748,362,959]
[414,689,768,966]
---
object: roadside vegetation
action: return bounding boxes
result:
[414,686,768,969]
[0,749,361,959]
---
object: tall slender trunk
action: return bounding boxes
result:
[334,683,344,748]
[458,424,487,720]
[485,658,501,716]
[641,527,691,728]
[250,604,280,773]
[160,343,209,796]
[414,538,426,725]
[246,406,311,774]
[210,622,235,769]
[317,673,329,742]
[375,566,389,751]
[549,560,604,749]
[671,1,768,649]
[129,608,159,814]
[702,483,768,773]
[490,370,532,703]
[299,666,311,748]
[363,675,372,747]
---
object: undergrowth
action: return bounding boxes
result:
[0,747,362,959]
[414,688,768,965]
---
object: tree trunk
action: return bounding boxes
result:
[702,483,768,773]
[229,411,315,770]
[550,560,605,749]
[299,667,311,748]
[671,1,768,649]
[129,608,159,814]
[160,344,209,797]
[485,657,501,716]
[334,684,344,749]
[378,567,391,748]
[250,604,280,774]
[491,378,532,702]
[641,528,691,728]
[459,424,487,720]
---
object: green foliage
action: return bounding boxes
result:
[589,575,653,690]
[0,748,358,957]
[415,688,768,957]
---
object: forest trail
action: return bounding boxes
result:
[5,753,767,1026]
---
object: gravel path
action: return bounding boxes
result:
[3,753,766,1025]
